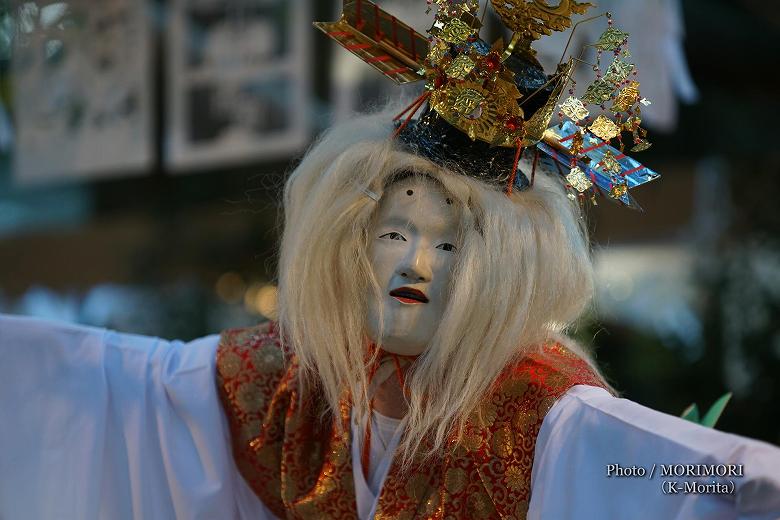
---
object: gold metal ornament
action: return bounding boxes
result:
[493,114,526,146]
[432,76,523,145]
[566,166,593,192]
[581,78,613,105]
[446,54,477,79]
[452,88,486,119]
[623,114,642,131]
[594,27,629,50]
[589,115,620,141]
[601,150,621,174]
[440,18,474,44]
[522,61,573,145]
[604,58,634,84]
[570,129,584,155]
[433,0,480,16]
[609,181,628,199]
[431,82,499,142]
[490,0,593,40]
[631,139,652,152]
[315,0,654,206]
[427,40,449,65]
[560,96,589,121]
[612,81,640,112]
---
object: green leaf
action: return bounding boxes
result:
[701,393,732,428]
[681,403,700,423]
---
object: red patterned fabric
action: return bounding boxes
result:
[216,322,608,519]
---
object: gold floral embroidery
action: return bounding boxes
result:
[501,376,529,398]
[444,467,468,495]
[544,371,568,391]
[218,324,609,519]
[505,464,525,491]
[250,344,284,372]
[467,491,493,519]
[512,409,538,433]
[404,473,430,501]
[492,425,514,458]
[235,382,265,414]
[482,402,498,427]
[217,350,242,379]
[460,429,483,452]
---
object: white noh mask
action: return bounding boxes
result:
[365,176,460,356]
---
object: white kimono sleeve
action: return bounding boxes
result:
[0,314,280,520]
[529,385,780,520]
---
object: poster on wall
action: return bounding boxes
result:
[166,0,311,172]
[11,1,153,183]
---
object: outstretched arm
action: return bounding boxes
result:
[529,384,780,520]
[0,313,279,520]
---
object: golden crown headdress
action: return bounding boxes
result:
[316,0,659,209]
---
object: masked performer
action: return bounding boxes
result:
[1,1,780,519]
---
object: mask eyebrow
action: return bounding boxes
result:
[377,215,417,233]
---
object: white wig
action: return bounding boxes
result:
[277,106,609,467]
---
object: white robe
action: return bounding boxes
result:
[1,314,779,519]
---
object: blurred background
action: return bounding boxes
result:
[0,0,778,444]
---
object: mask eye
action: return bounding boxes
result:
[436,243,458,252]
[379,231,407,241]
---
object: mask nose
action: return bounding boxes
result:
[396,242,432,283]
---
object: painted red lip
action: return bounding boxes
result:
[389,286,429,304]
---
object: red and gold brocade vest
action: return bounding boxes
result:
[216,322,608,519]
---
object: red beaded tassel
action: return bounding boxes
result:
[505,139,525,195]
[392,90,431,138]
